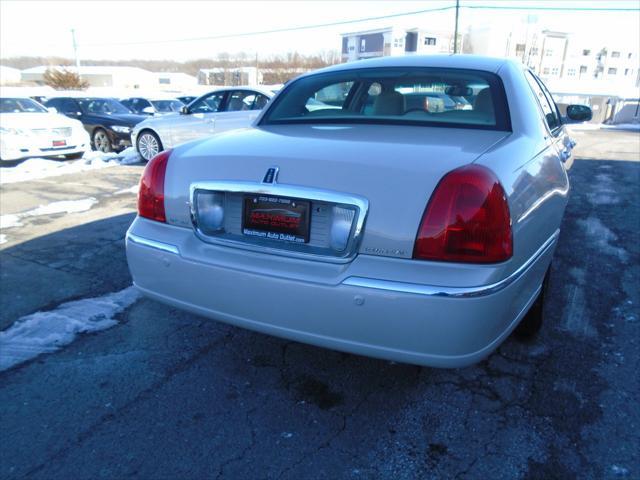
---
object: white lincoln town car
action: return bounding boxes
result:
[126,55,592,368]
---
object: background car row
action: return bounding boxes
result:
[0,86,276,161]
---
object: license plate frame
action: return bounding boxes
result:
[242,194,311,244]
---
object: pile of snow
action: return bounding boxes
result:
[0,147,141,185]
[0,197,98,231]
[114,185,139,195]
[0,234,7,245]
[0,286,141,371]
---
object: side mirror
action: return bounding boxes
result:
[142,106,155,115]
[180,105,190,115]
[47,107,58,114]
[565,104,592,123]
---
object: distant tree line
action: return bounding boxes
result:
[2,51,341,84]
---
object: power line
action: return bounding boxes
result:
[77,3,640,49]
[81,5,457,47]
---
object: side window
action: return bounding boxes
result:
[525,71,560,132]
[226,91,257,112]
[121,99,133,111]
[535,76,562,129]
[253,94,269,110]
[190,92,226,113]
[60,99,79,114]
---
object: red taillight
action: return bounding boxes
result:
[138,149,171,222]
[413,164,512,263]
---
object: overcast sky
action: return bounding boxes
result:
[1,1,639,61]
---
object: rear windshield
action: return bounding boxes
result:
[261,67,510,131]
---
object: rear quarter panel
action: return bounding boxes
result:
[475,61,568,277]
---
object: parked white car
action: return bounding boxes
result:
[126,55,592,368]
[131,87,273,161]
[0,97,90,161]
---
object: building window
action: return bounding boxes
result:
[159,78,170,84]
[567,68,576,76]
[360,39,366,53]
[545,49,553,56]
[625,68,631,76]
[543,67,550,74]
[579,66,588,74]
[424,37,436,46]
[551,67,559,75]
[530,47,539,55]
[611,51,620,58]
[608,68,617,75]
[393,38,404,48]
[515,43,525,55]
[628,52,633,59]
[582,49,591,56]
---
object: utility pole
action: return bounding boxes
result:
[71,28,80,73]
[453,0,460,54]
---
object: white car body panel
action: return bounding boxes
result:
[126,55,576,367]
[0,110,90,161]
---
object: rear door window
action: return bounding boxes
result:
[525,71,560,133]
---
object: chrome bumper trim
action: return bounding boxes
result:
[343,230,559,298]
[126,232,180,255]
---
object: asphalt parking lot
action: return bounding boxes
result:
[0,128,638,479]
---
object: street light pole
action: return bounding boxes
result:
[453,0,460,54]
[71,28,81,73]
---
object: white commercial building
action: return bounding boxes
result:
[0,65,21,85]
[20,65,157,89]
[153,72,198,90]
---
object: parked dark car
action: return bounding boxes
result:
[45,97,146,152]
[120,97,185,116]
[176,95,197,105]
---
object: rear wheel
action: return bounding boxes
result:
[137,130,162,161]
[515,267,551,338]
[93,128,112,153]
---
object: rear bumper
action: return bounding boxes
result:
[126,218,556,368]
[1,137,89,161]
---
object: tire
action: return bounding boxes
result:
[515,267,551,339]
[64,152,85,160]
[137,130,163,161]
[93,128,112,153]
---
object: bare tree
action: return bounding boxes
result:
[42,68,89,90]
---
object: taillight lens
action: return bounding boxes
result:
[413,164,512,263]
[138,149,171,222]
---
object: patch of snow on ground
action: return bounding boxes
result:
[0,214,23,229]
[25,197,98,216]
[0,149,141,185]
[0,198,98,231]
[577,217,629,262]
[601,123,640,131]
[0,234,7,245]
[0,286,141,371]
[114,185,139,195]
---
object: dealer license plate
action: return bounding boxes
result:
[242,195,310,243]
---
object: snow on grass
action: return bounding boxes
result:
[0,148,141,185]
[0,197,98,231]
[0,234,7,245]
[0,286,141,371]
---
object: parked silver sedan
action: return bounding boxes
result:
[131,87,273,160]
[126,55,592,368]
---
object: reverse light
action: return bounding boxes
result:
[413,164,512,263]
[138,149,171,222]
